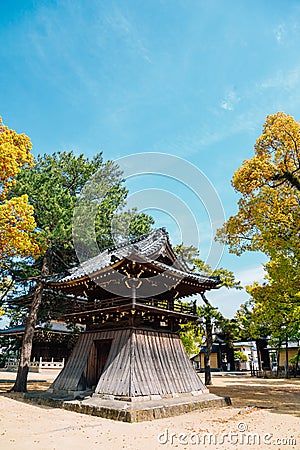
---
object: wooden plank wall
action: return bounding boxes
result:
[51,328,206,396]
[95,329,206,397]
[51,330,115,391]
[95,329,131,396]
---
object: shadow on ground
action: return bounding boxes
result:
[209,376,300,418]
[1,372,300,419]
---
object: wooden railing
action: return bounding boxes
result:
[73,296,197,315]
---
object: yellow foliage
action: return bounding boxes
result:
[217,112,300,333]
[232,112,300,195]
[0,117,42,259]
[0,195,42,258]
[217,112,300,258]
[0,117,34,200]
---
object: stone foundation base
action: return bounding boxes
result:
[24,391,231,422]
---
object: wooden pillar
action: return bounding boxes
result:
[131,284,136,309]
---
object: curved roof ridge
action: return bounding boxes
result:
[109,227,167,249]
[48,228,216,286]
[51,228,169,282]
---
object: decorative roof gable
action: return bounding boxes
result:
[52,228,190,283]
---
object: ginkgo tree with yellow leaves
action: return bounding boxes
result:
[217,112,300,258]
[217,112,300,365]
[0,118,42,321]
[233,112,300,194]
[0,117,42,259]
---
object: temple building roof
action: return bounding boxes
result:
[48,228,219,292]
[42,228,220,327]
[0,320,84,336]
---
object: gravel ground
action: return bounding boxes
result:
[0,371,299,449]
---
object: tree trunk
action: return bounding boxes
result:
[11,252,51,392]
[204,315,213,385]
[285,333,289,379]
[276,338,282,378]
[227,346,235,371]
[200,293,214,386]
[294,349,300,377]
[256,339,262,371]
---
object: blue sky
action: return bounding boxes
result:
[1,0,300,316]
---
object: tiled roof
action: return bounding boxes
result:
[48,228,218,286]
[152,260,219,284]
[49,228,167,283]
[0,321,78,335]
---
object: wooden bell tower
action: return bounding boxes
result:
[47,228,220,401]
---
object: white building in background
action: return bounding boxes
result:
[233,341,258,370]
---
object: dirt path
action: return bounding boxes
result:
[0,372,299,449]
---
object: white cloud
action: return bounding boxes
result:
[274,24,285,43]
[105,8,152,63]
[221,101,233,111]
[157,62,300,159]
[235,265,266,285]
[152,109,258,158]
[258,67,300,91]
[220,89,240,111]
